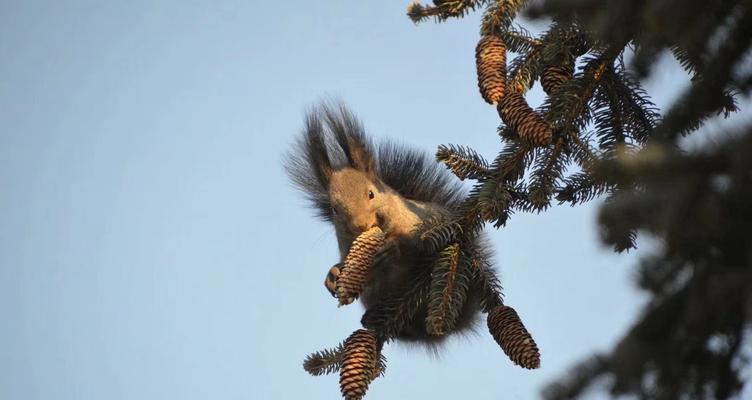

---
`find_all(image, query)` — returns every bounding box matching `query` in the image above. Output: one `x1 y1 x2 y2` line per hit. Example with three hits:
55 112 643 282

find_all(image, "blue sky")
0 1 731 399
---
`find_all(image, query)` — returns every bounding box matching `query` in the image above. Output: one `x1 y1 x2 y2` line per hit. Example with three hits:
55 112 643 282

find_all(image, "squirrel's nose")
354 219 379 233
356 223 374 232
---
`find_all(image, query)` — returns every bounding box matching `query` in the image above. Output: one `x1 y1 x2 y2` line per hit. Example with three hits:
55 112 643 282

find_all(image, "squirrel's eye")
368 190 374 199
331 207 338 216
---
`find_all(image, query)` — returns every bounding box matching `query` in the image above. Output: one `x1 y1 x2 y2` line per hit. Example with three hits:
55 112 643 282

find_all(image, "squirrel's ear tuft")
350 143 376 177
305 112 333 188
285 108 335 221
323 103 377 177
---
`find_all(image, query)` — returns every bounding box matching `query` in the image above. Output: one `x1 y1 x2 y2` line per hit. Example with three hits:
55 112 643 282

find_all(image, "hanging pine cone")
540 63 574 95
497 91 552 146
487 305 540 369
476 35 507 105
340 329 379 400
336 226 386 306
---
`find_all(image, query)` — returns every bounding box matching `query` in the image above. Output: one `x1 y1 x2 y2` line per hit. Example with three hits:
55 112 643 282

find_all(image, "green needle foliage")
304 339 388 379
426 243 472 336
406 0 752 398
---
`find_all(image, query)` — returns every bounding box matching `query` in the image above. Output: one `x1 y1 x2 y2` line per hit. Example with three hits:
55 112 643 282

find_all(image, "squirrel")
285 102 495 347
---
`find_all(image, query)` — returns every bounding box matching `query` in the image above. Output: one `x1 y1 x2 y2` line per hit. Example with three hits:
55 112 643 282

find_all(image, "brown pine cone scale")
487 305 541 369
336 227 386 306
476 35 507 105
540 64 574 95
340 329 379 400
497 91 552 146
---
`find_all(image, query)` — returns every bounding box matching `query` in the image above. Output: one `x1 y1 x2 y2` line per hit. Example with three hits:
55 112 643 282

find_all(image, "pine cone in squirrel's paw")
340 329 379 400
487 305 540 369
336 227 386 306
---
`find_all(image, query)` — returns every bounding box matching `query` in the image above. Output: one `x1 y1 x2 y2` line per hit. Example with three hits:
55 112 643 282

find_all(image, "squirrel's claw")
325 263 342 298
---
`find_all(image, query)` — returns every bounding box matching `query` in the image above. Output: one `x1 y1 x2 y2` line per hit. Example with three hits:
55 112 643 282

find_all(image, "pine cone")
497 91 552 146
476 35 507 105
540 64 573 95
487 305 540 369
340 329 379 400
336 227 386 306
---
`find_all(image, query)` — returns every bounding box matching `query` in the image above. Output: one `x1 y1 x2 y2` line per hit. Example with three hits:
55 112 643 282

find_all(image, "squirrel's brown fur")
285 102 486 346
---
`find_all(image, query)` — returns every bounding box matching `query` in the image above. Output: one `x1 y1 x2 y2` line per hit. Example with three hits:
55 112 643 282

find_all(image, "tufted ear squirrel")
285 103 488 344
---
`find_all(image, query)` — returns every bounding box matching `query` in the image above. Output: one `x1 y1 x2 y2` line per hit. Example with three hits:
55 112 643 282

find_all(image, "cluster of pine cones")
476 34 574 146
304 227 540 400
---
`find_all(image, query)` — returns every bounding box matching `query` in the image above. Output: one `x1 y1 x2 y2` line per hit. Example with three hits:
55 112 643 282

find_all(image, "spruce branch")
426 243 471 335
609 68 659 144
506 20 580 95
304 342 346 376
490 139 534 182
414 213 464 254
466 241 504 312
541 53 614 138
436 144 492 181
481 0 529 34
669 45 702 77
592 71 628 150
360 270 432 341
555 171 612 205
407 0 489 24
655 7 752 140
501 25 542 54
524 138 568 211
401 0 752 398
541 355 610 400
476 179 522 227
507 44 542 94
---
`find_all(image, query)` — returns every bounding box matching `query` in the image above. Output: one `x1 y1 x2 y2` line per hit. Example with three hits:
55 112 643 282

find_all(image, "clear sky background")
2 2 743 400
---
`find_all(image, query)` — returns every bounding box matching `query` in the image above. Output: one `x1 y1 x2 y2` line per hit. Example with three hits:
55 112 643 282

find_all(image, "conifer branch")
436 144 492 181
669 45 702 77
563 134 602 187
414 213 464 254
555 171 612 205
491 139 534 182
501 25 541 54
655 7 752 140
609 68 659 144
360 271 432 341
476 180 522 227
481 0 529 34
524 138 567 211
304 342 345 376
592 71 628 151
407 0 489 24
507 44 542 94
426 243 470 335
541 355 610 400
466 242 504 312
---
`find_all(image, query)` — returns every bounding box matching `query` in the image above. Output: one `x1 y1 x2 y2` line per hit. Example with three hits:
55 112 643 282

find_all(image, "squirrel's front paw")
324 263 342 298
